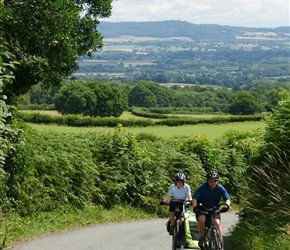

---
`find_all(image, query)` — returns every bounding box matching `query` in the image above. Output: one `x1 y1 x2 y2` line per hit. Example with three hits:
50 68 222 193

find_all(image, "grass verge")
3 205 158 249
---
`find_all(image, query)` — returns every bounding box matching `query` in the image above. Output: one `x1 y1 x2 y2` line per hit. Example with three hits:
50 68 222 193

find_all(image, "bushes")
4 127 98 214
3 120 256 216
16 112 156 127
229 91 290 250
229 151 290 249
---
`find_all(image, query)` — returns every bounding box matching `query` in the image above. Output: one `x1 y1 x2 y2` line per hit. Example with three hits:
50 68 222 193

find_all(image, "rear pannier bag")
183 211 199 248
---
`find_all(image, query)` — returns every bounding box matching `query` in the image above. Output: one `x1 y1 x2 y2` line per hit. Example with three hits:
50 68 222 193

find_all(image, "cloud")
103 0 290 28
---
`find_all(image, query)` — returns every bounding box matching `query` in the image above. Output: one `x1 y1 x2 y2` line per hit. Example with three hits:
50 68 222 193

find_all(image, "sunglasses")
209 179 218 183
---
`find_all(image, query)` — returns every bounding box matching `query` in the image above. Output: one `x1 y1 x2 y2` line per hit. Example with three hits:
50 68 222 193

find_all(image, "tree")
54 81 126 117
136 80 175 107
0 0 113 103
228 91 258 115
54 82 96 115
85 81 126 117
128 84 157 108
29 84 58 105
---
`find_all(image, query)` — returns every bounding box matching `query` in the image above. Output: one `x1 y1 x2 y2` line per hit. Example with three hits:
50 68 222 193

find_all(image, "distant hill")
98 20 290 40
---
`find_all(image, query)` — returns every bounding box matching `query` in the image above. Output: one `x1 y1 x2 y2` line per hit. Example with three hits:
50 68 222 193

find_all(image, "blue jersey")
193 182 230 209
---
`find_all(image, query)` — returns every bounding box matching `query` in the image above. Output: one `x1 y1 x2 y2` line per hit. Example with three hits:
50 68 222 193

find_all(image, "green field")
28 121 265 139
21 110 265 138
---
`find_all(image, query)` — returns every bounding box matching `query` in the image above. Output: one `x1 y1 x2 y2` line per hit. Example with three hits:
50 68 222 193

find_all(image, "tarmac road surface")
7 211 238 250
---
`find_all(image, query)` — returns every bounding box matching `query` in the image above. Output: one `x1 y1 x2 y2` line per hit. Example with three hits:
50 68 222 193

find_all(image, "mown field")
28 121 264 138
22 110 265 138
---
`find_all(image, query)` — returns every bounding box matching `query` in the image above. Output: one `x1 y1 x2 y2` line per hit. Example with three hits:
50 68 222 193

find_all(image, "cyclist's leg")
170 212 175 225
168 204 176 235
197 214 206 235
196 213 206 248
169 203 177 225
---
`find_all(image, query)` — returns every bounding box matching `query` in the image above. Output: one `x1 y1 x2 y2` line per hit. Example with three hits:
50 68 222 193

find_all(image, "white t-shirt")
166 183 191 200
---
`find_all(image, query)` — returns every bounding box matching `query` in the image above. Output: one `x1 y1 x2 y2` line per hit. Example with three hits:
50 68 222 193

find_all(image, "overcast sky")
102 0 290 28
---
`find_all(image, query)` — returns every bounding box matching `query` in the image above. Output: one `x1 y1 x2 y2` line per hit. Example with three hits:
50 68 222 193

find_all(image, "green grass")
20 110 265 138
28 121 265 139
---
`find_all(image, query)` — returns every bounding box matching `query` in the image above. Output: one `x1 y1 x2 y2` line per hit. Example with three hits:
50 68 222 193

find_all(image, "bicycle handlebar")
197 203 229 214
160 199 192 206
171 199 192 205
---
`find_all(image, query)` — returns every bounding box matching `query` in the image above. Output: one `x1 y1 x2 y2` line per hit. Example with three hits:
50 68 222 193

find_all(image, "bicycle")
196 203 229 250
162 199 192 250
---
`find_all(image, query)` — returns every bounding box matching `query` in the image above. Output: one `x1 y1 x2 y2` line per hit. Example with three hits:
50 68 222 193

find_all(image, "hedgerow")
16 111 264 127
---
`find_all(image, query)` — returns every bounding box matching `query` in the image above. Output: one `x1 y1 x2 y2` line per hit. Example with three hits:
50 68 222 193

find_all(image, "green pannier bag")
183 211 200 248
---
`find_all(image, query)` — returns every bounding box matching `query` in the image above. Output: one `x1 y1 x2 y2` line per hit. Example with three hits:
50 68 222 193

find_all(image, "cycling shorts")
169 203 183 213
195 211 221 228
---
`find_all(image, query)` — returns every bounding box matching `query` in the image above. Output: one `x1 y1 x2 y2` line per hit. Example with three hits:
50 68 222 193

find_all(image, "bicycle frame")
197 203 229 250
169 199 192 250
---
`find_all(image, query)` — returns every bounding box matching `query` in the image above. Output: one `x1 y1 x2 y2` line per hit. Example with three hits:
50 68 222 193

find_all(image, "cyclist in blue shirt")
192 171 230 248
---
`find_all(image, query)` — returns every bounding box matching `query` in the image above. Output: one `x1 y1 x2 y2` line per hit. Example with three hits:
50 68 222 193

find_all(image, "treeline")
19 79 290 117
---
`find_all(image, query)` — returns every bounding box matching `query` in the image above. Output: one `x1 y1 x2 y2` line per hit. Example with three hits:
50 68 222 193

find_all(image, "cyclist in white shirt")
160 172 192 235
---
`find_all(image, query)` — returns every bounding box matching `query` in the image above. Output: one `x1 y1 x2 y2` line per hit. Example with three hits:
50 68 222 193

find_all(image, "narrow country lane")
7 212 238 250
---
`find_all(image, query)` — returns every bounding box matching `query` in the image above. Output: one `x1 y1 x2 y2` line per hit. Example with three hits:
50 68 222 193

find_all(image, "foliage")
262 91 290 155
0 37 26 249
177 135 214 172
229 150 290 250
137 80 176 107
20 78 290 117
85 81 127 117
3 127 98 215
217 130 260 204
229 91 290 249
54 82 96 116
54 81 126 117
229 91 258 115
128 83 157 107
0 39 16 90
0 0 113 103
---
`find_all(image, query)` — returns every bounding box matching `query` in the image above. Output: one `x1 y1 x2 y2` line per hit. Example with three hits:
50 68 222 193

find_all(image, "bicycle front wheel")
209 227 223 250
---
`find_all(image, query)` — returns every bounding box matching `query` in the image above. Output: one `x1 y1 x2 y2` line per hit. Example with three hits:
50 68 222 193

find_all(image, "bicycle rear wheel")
209 227 223 250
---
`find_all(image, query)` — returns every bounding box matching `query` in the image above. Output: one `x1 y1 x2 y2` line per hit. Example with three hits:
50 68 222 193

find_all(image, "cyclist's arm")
162 194 171 203
192 198 198 208
192 184 202 208
225 199 230 207
221 185 231 207
186 184 192 201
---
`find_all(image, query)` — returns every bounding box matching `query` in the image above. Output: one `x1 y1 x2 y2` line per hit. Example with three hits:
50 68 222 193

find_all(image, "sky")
102 0 290 28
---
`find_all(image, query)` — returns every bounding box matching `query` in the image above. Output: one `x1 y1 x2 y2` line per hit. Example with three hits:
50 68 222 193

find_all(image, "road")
7 212 238 250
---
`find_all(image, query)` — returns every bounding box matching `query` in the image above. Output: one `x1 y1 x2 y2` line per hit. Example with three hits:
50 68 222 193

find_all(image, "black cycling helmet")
175 172 186 181
206 170 219 179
